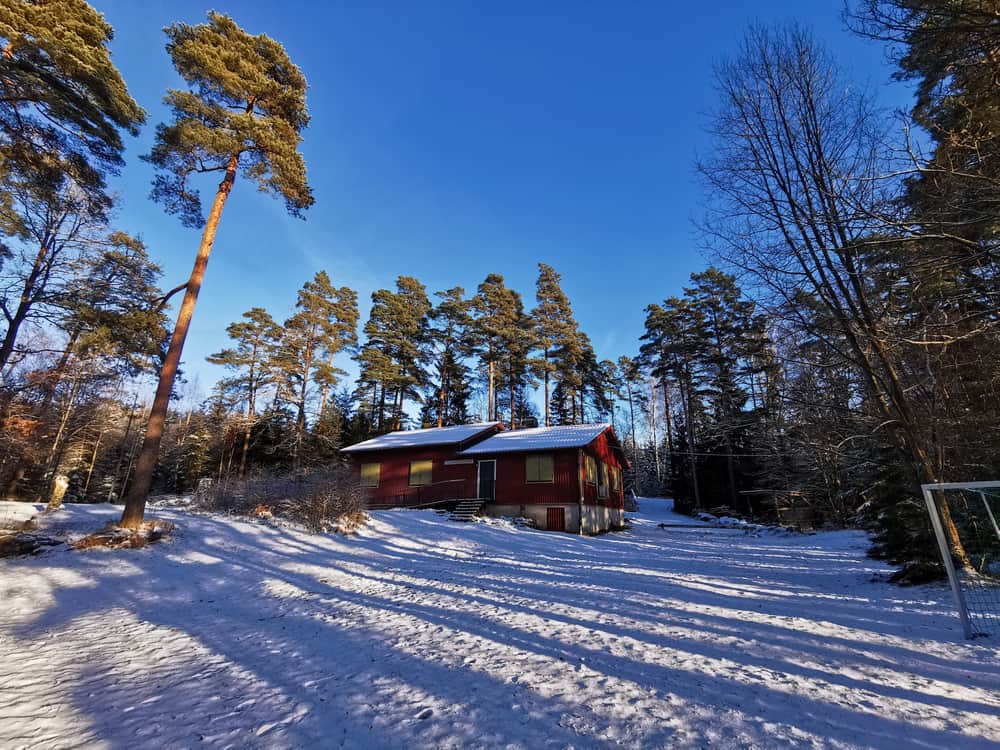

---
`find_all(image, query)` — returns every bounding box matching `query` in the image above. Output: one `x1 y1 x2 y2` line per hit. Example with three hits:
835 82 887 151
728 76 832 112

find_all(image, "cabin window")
409 460 432 486
598 462 609 498
360 462 381 488
585 455 597 484
525 454 554 483
610 465 620 492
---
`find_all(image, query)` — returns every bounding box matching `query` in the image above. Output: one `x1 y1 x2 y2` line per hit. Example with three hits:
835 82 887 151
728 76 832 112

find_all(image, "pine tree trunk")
3 467 25 499
726 447 738 509
650 380 661 483
238 347 257 478
238 418 253 478
40 328 80 412
317 348 338 426
509 368 516 430
840 309 970 565
119 153 239 529
396 386 405 431
225 428 236 477
377 383 386 432
543 361 550 427
443 368 451 425
661 381 674 457
108 396 139 502
678 375 701 510
82 429 103 497
216 429 228 482
43 372 81 508
627 382 639 495
437 367 446 428
488 358 495 422
293 329 315 469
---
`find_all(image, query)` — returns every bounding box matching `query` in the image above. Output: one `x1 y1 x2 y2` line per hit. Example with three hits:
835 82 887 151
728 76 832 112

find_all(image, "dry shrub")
2 415 39 439
333 511 367 535
73 520 176 550
200 464 365 533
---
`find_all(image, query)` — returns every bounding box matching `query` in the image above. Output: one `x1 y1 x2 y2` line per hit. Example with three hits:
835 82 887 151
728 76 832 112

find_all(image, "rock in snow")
0 498 998 749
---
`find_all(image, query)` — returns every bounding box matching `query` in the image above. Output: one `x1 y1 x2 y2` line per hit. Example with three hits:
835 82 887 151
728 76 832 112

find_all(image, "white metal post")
978 491 1000 543
922 485 974 639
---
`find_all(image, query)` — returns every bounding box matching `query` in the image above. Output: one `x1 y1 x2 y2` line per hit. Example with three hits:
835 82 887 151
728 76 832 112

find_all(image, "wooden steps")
449 499 485 522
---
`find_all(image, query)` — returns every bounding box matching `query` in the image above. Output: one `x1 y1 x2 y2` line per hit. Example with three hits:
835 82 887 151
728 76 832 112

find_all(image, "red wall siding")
492 449 579 505
575 431 626 509
491 429 626 509
352 447 476 505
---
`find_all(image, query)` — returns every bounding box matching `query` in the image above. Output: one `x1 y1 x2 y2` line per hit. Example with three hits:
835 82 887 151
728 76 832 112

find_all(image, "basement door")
477 460 496 501
547 507 566 532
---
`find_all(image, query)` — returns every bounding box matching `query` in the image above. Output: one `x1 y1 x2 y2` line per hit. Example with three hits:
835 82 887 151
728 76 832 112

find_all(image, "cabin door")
477 460 496 501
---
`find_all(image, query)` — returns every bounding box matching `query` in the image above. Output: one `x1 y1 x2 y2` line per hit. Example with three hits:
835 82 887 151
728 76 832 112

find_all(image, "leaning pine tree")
120 13 313 528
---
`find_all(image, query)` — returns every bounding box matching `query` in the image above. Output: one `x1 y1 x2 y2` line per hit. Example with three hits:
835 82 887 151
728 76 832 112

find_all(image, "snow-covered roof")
340 422 501 453
458 424 612 456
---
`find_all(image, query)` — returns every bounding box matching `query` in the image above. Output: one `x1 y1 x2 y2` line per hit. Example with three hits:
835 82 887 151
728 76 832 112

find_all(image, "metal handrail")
366 478 470 509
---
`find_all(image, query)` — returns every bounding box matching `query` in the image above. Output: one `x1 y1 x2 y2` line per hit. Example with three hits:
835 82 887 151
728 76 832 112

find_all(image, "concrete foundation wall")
581 505 625 534
485 503 624 534
485 504 579 532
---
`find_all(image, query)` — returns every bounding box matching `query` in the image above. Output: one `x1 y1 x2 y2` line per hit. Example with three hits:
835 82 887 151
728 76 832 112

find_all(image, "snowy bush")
197 465 365 533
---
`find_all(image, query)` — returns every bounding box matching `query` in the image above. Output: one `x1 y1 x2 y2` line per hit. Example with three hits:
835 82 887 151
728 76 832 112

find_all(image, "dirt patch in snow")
72 519 176 550
0 531 62 557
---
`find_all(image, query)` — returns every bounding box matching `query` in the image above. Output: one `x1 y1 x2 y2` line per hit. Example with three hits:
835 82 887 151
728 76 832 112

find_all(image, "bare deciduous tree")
696 24 969 561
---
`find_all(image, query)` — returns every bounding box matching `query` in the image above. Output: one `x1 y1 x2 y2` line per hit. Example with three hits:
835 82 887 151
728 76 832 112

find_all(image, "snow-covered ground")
1 498 998 749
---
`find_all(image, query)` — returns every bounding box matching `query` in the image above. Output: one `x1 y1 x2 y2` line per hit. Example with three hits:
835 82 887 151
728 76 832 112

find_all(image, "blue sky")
93 0 911 406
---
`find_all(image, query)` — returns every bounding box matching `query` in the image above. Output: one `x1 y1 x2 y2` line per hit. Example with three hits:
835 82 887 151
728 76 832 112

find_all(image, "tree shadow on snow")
4 506 999 749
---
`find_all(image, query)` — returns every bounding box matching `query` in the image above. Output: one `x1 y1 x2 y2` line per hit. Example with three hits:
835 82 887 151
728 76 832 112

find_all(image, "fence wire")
923 483 1000 638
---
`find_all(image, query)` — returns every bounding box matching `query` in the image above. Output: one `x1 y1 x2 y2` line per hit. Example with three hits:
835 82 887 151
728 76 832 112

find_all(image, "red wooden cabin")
341 422 630 533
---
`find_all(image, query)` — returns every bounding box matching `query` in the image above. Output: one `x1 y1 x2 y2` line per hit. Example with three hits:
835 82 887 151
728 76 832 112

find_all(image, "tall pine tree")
272 272 357 467
356 276 431 432
426 286 473 427
207 307 281 476
471 274 532 426
532 263 578 426
121 13 313 527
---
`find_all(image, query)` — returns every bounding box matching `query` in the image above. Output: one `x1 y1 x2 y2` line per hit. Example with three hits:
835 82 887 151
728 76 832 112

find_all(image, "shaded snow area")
1 499 998 749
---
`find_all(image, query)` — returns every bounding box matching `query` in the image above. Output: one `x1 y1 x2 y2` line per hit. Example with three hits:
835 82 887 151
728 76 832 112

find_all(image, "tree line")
2 1 997 578
147 263 619 484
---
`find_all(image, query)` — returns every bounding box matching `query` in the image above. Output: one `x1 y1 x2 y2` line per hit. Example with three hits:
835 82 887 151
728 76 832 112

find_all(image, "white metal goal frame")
921 481 1000 639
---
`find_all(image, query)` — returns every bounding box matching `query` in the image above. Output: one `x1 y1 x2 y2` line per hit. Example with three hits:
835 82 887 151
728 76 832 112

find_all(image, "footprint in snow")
415 707 433 720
